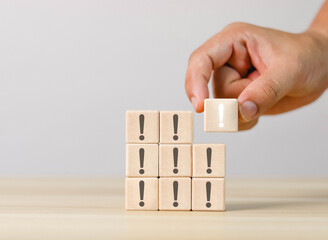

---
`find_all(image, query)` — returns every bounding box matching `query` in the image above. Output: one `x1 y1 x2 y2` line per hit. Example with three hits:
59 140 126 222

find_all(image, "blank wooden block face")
126 144 158 177
159 144 192 177
125 178 158 210
192 178 225 211
204 99 238 132
193 144 225 177
126 111 159 143
160 111 193 144
159 178 191 210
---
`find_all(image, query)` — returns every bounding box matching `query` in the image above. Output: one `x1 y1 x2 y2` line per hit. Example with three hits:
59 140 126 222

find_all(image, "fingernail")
239 101 258 121
191 97 198 111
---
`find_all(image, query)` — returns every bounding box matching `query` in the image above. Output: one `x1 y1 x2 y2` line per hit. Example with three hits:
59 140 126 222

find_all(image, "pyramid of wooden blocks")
126 106 228 211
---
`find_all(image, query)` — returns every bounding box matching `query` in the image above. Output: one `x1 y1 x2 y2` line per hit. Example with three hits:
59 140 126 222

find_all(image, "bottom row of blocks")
125 178 225 211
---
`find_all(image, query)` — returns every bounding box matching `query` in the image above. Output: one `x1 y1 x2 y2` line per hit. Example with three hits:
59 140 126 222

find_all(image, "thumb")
238 68 294 121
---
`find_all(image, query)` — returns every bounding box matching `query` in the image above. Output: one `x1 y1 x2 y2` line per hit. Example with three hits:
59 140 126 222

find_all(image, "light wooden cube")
125 178 158 210
159 144 192 177
193 144 225 178
160 111 193 144
192 178 225 211
159 178 191 211
126 144 158 177
204 99 238 132
126 111 159 143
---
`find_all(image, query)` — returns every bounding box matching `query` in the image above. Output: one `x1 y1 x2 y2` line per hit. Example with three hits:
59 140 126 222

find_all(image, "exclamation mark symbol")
206 147 212 174
173 181 179 207
139 180 145 207
173 114 179 141
206 181 211 208
139 114 145 141
218 103 224 128
173 147 179 174
139 148 145 175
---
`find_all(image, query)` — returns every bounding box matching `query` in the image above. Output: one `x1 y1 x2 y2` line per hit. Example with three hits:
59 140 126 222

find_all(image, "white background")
0 0 327 177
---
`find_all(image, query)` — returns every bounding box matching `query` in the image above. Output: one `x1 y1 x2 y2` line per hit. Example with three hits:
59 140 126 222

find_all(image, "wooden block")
126 144 158 177
192 178 225 211
193 144 225 178
204 99 238 132
126 111 159 143
159 178 191 210
125 178 158 210
159 144 192 177
160 111 193 144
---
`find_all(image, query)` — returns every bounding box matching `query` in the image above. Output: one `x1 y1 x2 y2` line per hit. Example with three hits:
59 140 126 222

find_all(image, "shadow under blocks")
125 101 238 211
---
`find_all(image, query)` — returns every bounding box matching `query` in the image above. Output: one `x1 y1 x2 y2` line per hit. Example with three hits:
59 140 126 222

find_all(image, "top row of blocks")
126 99 239 143
126 111 193 144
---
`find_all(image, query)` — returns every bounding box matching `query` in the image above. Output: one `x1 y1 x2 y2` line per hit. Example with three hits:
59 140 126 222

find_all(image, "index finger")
185 34 233 112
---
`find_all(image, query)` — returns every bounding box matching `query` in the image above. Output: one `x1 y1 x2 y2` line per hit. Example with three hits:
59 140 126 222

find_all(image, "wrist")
306 26 328 41
301 30 328 91
308 1 328 40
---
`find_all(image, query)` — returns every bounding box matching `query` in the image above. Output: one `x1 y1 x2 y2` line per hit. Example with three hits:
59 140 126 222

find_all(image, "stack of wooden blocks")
125 99 238 211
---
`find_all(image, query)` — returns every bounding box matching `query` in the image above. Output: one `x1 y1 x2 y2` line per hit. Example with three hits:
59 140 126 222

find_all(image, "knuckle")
224 22 249 31
188 48 213 73
188 48 202 63
261 79 281 102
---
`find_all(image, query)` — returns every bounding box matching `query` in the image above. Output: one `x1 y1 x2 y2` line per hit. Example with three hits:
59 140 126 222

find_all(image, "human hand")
185 22 328 130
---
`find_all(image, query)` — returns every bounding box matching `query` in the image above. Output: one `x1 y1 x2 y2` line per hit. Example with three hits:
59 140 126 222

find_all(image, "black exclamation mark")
139 114 145 141
206 181 211 208
173 148 179 174
173 181 179 207
139 148 145 175
139 180 145 207
173 114 179 141
206 147 212 174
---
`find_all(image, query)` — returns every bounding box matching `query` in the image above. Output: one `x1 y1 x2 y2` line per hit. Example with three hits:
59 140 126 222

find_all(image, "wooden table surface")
0 178 327 240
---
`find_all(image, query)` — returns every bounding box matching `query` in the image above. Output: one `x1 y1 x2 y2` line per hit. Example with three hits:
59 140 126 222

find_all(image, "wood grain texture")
159 177 191 210
0 178 328 240
125 178 158 210
193 144 225 178
126 144 159 177
159 144 192 177
126 111 159 143
160 111 193 144
192 178 225 211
